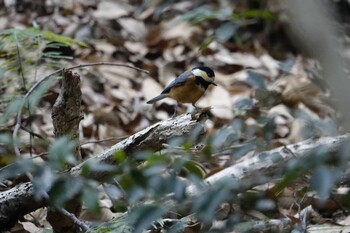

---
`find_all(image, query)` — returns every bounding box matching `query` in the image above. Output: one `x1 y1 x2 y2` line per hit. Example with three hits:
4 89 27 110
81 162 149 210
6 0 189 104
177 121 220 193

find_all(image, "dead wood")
47 70 83 233
0 105 348 230
1 131 347 230
0 110 208 230
187 134 350 196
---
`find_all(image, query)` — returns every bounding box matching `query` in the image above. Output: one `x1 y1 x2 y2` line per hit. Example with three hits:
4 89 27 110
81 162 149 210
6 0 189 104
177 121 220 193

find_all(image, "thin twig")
20 125 46 140
80 136 128 146
56 207 90 232
12 62 149 157
14 30 35 158
33 188 89 231
282 144 297 158
14 30 26 92
0 153 48 175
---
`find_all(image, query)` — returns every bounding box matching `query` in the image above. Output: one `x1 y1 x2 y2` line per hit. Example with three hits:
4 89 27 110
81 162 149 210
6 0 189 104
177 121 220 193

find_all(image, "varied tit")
146 66 217 116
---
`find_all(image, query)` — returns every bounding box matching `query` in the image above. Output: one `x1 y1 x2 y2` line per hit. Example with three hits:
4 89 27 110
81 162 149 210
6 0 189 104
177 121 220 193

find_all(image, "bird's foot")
193 106 211 112
171 111 177 118
171 104 179 118
190 106 212 119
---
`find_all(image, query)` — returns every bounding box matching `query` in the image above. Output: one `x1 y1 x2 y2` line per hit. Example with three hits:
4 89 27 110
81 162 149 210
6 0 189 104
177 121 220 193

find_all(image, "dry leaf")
124 41 148 55
260 54 280 78
163 20 200 41
94 41 117 56
19 221 42 233
213 51 262 67
198 85 233 119
98 65 138 83
81 86 111 107
142 77 164 101
93 1 131 20
118 17 147 40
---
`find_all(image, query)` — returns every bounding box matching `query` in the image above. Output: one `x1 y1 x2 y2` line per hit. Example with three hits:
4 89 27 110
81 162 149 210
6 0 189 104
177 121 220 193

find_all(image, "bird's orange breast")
169 76 205 104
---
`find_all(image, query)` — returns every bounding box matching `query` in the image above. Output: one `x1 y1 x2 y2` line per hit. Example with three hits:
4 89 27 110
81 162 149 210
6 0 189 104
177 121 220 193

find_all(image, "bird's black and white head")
192 66 217 87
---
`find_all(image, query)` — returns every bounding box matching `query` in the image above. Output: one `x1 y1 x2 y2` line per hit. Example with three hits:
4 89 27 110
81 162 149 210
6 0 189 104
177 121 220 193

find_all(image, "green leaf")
32 166 55 200
112 199 128 213
182 160 206 179
48 137 77 169
310 166 342 200
26 28 87 47
167 216 192 233
128 204 165 233
246 70 267 90
275 159 304 192
216 22 238 42
113 150 126 163
88 213 133 233
0 158 36 181
228 141 256 159
182 140 192 151
232 9 276 20
179 6 232 24
172 176 186 202
199 35 215 52
42 52 73 60
49 177 82 207
0 133 12 144
80 158 118 177
118 173 135 190
82 181 100 213
0 98 24 125
28 76 56 110
130 169 147 188
262 117 275 142
213 122 242 149
193 183 232 223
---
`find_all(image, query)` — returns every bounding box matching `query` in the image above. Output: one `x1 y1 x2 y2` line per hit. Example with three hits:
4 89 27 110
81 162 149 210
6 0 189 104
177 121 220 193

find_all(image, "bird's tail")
146 94 169 104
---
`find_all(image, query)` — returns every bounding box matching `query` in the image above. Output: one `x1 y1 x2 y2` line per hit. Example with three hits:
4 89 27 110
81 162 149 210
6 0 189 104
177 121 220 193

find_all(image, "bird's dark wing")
161 71 192 94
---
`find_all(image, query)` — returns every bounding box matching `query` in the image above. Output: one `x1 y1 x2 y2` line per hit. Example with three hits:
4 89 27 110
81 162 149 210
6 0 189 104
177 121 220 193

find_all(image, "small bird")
146 66 217 116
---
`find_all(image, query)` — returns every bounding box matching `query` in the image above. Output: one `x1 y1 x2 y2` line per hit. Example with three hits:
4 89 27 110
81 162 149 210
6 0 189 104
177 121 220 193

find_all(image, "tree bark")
0 110 209 230
47 70 83 233
187 134 350 196
0 182 47 230
1 133 347 230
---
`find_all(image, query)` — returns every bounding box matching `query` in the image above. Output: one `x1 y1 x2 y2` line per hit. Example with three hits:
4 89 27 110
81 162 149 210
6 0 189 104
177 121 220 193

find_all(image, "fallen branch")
70 110 208 179
1 125 348 229
56 208 90 232
187 134 350 196
233 218 292 233
0 183 47 228
0 110 208 230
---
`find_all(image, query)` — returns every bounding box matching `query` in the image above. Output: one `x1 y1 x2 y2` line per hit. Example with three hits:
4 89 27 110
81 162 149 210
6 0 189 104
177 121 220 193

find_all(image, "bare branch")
187 134 350 195
1 111 208 230
56 208 90 232
12 62 149 157
1 133 348 229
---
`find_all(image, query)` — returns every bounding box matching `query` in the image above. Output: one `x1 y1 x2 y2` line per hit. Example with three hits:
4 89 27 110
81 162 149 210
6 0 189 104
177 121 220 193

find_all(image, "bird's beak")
211 81 217 86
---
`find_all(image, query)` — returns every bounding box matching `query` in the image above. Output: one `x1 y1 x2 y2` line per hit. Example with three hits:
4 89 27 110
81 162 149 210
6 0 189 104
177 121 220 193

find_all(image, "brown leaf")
141 77 164 102
162 20 201 41
118 17 147 40
198 86 233 119
273 74 332 118
213 50 262 67
93 1 131 19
